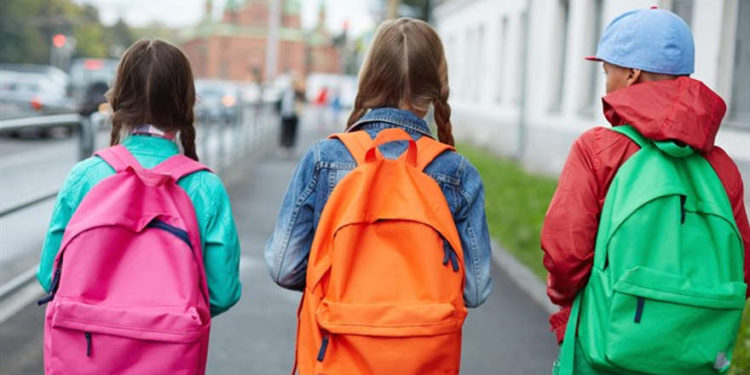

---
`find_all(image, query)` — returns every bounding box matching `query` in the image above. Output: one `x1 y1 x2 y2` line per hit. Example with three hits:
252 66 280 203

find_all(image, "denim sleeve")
455 160 492 308
264 143 318 291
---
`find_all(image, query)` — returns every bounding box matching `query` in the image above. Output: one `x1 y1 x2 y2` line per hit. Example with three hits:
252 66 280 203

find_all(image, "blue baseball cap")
585 7 695 75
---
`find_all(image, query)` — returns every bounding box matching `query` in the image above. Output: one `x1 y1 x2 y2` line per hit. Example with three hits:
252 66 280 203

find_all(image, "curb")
490 239 557 315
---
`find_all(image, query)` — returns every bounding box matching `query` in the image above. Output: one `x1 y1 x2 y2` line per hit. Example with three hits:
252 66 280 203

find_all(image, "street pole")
387 0 400 19
265 0 281 81
516 0 531 160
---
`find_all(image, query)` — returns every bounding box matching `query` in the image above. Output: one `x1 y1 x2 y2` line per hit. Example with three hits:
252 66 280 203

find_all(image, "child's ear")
626 68 643 86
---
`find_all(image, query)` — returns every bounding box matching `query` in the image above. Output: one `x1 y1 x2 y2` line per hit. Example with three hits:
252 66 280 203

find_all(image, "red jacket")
541 77 750 343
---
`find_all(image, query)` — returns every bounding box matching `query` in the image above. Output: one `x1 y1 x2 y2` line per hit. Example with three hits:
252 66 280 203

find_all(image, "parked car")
195 80 242 124
69 58 116 109
0 64 77 137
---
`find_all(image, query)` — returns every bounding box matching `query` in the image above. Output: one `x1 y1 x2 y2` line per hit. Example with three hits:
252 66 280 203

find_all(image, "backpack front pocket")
605 267 745 374
46 300 209 375
314 299 466 375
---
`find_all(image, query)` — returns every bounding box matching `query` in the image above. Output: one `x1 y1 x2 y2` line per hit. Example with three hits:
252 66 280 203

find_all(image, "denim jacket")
264 108 492 307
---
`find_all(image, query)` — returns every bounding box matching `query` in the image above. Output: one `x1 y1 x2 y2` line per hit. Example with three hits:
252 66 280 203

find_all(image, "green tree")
105 18 135 56
0 0 112 64
72 4 107 58
376 0 433 22
0 0 46 63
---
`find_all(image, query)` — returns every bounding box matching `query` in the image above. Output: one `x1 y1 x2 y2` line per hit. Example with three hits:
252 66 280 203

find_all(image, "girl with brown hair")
39 38 241 318
266 18 492 373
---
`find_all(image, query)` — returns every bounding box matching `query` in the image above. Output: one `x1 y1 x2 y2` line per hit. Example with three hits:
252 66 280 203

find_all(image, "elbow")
266 249 306 291
210 283 242 318
464 277 492 308
272 271 305 291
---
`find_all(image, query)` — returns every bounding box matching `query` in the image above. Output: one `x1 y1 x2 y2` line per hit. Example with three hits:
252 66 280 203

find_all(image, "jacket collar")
603 77 726 152
348 107 433 138
121 134 179 157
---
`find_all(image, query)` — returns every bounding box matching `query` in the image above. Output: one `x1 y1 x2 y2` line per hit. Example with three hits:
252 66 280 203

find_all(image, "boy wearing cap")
542 7 750 374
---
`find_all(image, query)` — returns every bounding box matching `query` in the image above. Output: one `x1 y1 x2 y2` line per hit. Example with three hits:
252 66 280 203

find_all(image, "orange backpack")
294 128 468 375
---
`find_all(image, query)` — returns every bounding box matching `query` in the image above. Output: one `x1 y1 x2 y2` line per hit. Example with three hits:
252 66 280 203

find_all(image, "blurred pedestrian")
314 85 329 129
543 8 750 375
265 18 491 375
37 39 241 374
330 87 342 128
279 77 303 156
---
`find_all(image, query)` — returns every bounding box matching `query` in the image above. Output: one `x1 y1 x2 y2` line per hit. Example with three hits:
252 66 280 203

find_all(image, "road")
0 110 559 374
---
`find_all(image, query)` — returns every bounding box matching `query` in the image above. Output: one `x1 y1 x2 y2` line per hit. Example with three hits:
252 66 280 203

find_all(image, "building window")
447 34 457 97
463 28 473 100
516 11 527 105
582 0 604 115
729 0 750 127
475 25 485 101
671 0 694 27
497 16 509 104
550 0 570 112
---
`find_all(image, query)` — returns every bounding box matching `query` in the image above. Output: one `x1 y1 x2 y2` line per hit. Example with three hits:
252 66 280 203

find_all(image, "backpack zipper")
634 297 645 323
147 220 193 250
680 196 687 224
84 332 92 357
316 334 330 362
442 241 459 272
37 264 62 305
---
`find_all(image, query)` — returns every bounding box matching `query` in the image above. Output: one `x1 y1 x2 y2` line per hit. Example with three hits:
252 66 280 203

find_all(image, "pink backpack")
40 145 212 374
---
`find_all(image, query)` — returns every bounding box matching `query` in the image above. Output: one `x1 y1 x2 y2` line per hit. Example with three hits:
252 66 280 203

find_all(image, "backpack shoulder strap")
329 130 373 166
611 125 650 149
95 145 142 172
556 293 582 375
416 136 455 171
152 155 210 181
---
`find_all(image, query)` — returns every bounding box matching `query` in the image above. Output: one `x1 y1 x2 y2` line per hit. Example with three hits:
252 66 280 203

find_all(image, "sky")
73 0 376 36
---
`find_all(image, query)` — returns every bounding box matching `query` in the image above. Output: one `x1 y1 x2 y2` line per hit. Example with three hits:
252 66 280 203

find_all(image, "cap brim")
584 56 602 61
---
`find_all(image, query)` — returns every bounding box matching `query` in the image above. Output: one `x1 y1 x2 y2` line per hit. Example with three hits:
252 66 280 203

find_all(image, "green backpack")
556 125 746 375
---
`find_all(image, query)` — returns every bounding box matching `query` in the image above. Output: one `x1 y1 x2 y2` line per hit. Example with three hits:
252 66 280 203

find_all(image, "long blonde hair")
347 18 454 145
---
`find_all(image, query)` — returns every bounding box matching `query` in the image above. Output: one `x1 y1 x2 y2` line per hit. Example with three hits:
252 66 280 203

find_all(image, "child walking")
38 39 241 374
542 8 750 375
265 18 492 375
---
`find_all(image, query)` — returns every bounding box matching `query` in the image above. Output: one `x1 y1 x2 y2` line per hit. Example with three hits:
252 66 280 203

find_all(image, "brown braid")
434 85 454 146
109 120 122 146
180 126 199 161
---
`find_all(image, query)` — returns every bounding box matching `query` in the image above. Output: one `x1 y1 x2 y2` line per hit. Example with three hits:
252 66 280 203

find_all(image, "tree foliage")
373 0 433 22
0 0 133 64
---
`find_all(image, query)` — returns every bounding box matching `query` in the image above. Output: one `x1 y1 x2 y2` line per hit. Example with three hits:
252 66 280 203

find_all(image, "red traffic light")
53 34 66 48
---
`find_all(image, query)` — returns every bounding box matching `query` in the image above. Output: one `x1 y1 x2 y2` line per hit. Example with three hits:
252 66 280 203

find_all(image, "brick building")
182 0 341 82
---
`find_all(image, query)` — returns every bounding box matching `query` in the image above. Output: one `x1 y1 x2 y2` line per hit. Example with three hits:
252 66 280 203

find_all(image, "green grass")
732 305 750 375
457 143 556 278
458 143 750 373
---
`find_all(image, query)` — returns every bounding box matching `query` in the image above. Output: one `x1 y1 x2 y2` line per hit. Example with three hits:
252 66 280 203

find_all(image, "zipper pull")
85 332 92 357
38 268 62 306
634 297 645 323
442 242 451 266
442 241 459 272
316 334 330 362
680 196 687 224
449 250 459 272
